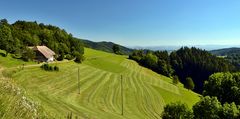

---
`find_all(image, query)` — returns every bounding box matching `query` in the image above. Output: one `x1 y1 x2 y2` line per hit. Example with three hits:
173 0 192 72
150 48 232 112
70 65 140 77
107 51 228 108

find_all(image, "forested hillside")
0 19 84 62
211 47 240 56
211 48 240 69
129 47 236 93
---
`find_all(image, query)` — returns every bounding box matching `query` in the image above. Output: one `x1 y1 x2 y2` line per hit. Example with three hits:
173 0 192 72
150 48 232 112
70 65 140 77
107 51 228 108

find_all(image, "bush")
161 102 193 119
162 96 240 119
172 75 179 85
74 53 85 63
40 64 59 71
54 66 59 71
49 66 53 71
21 47 36 61
184 77 195 90
65 54 74 60
57 54 64 61
193 96 221 119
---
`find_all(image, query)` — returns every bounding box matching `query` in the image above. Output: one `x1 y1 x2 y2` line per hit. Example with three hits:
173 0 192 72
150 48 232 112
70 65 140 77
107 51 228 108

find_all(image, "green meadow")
1 48 199 118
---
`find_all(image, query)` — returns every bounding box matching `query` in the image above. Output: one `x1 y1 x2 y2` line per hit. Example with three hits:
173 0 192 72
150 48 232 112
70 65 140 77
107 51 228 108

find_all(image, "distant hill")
210 48 240 69
210 47 240 56
81 39 133 55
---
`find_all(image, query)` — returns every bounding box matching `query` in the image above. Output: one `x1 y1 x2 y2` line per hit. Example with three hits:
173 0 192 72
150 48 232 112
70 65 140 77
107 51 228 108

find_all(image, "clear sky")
1 0 240 46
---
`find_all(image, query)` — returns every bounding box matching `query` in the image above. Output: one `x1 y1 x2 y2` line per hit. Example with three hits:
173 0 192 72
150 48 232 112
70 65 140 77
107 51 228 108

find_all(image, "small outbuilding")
30 46 56 62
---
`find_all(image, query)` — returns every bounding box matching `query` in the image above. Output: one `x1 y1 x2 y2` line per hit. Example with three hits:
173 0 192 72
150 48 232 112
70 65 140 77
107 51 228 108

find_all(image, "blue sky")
1 0 240 46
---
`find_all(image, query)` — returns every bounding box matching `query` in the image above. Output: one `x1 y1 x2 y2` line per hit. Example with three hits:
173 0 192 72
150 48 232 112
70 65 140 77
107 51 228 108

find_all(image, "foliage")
65 54 74 60
219 102 240 119
185 77 195 90
112 44 121 54
74 53 85 63
162 96 240 119
170 47 235 93
193 96 222 119
0 19 84 62
210 48 240 70
21 47 36 61
129 50 174 77
172 75 179 85
161 102 193 119
203 72 240 105
0 22 15 56
54 66 59 71
129 47 235 93
40 63 59 71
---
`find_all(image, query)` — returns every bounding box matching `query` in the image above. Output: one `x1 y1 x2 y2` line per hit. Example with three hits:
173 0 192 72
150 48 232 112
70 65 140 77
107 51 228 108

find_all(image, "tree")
172 75 179 85
112 44 120 54
0 24 14 56
203 72 240 105
219 102 240 119
141 53 158 69
193 96 222 119
161 102 193 119
157 59 174 77
170 47 235 93
74 52 85 63
21 47 36 61
185 77 195 90
0 19 85 62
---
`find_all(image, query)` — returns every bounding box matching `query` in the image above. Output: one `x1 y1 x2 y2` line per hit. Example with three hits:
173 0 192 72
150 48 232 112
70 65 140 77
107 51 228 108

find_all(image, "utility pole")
78 67 80 94
22 64 25 70
121 75 124 116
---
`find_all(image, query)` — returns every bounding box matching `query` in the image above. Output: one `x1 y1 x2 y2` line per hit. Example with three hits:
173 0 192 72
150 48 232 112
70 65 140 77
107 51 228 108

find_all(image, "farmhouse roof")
32 46 56 59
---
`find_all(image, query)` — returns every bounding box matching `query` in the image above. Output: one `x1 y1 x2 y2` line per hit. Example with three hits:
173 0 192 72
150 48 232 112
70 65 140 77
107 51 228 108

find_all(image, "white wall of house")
47 56 54 62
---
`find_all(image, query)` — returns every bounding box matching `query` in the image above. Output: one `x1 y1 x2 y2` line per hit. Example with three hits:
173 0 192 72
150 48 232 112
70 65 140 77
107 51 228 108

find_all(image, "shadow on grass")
0 52 6 57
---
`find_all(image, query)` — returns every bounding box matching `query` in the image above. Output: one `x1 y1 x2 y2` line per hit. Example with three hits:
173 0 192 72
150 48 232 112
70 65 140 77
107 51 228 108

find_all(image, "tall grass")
0 69 47 118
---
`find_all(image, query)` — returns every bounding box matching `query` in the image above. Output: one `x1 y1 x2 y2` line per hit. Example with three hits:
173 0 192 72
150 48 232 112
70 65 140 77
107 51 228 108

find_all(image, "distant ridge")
210 47 240 56
81 39 133 55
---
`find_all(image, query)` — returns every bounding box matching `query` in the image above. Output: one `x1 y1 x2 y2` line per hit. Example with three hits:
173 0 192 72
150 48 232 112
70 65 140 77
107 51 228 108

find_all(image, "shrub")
40 64 49 70
75 53 85 63
49 66 53 71
184 77 195 90
57 55 64 61
54 66 59 71
193 96 221 119
65 54 74 60
21 47 36 61
172 75 179 85
40 64 59 71
161 102 193 119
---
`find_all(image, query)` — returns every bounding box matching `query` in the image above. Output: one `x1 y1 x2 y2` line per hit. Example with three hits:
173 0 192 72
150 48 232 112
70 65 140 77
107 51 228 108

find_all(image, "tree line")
162 72 240 119
129 47 236 93
162 96 240 119
0 19 84 62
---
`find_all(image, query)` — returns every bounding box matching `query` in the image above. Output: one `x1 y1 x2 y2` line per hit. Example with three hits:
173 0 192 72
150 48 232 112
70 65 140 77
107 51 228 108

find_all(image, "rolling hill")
81 39 133 55
0 48 199 118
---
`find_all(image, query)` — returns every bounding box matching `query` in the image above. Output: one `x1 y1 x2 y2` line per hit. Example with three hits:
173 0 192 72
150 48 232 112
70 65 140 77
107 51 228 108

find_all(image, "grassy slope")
0 55 45 118
7 48 199 118
0 50 35 68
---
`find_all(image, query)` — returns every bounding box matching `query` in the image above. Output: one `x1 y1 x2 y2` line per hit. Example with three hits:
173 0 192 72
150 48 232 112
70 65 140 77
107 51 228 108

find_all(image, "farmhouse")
30 46 55 62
